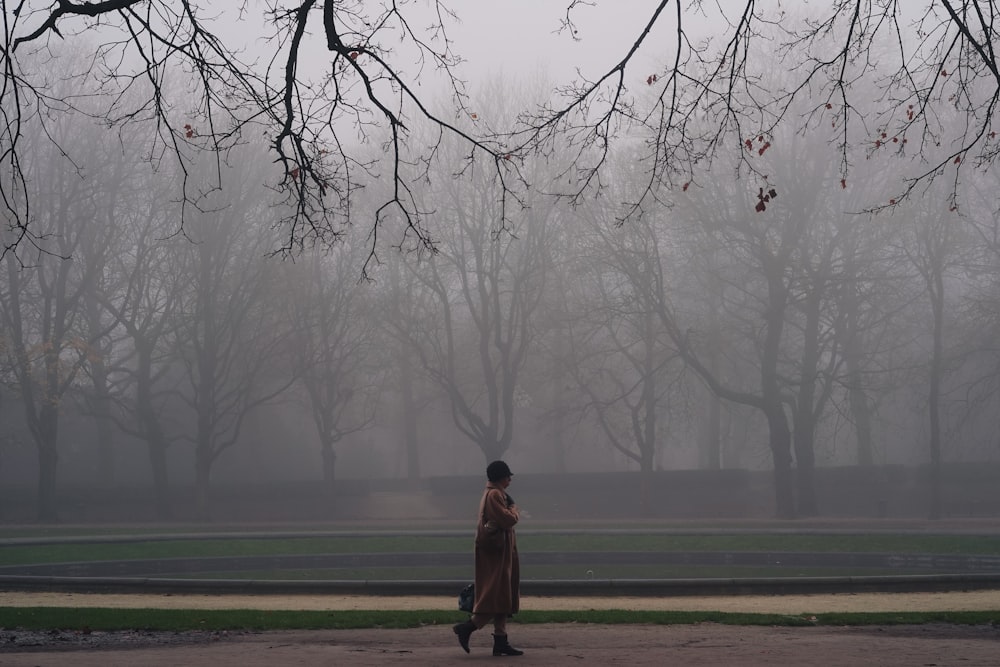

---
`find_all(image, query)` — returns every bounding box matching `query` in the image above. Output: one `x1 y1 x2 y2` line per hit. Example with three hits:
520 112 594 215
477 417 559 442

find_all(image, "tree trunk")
549 407 567 474
318 438 337 515
322 442 337 487
638 469 653 517
639 341 657 515
792 422 817 516
93 408 116 486
701 270 723 470
397 348 421 481
549 323 568 474
765 402 796 518
84 296 116 485
699 383 722 469
194 355 216 521
147 439 172 520
89 359 117 486
36 405 60 523
927 267 945 519
792 292 822 517
36 345 64 523
762 265 796 518
847 359 875 466
480 437 508 464
840 275 875 466
136 345 172 519
194 444 213 521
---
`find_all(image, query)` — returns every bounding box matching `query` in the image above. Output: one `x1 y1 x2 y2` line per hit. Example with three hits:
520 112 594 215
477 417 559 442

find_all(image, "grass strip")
0 607 996 632
5 534 1000 567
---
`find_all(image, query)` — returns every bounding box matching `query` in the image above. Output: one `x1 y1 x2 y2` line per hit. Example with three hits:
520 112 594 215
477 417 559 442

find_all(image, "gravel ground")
0 627 247 651
2 623 1000 666
1 589 999 662
4 589 1000 613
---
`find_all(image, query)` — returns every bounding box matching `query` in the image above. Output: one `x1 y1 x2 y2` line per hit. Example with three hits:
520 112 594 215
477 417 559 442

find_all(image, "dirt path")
2 623 1000 666
4 589 1000 613
1 591 999 665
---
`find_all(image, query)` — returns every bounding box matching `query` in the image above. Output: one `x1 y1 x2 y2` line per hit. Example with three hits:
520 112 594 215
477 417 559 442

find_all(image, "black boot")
492 633 524 656
453 621 477 653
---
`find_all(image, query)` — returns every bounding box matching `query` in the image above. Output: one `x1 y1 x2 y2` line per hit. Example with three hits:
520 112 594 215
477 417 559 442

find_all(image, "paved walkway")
2 590 999 665
3 589 1000 613
2 622 1000 666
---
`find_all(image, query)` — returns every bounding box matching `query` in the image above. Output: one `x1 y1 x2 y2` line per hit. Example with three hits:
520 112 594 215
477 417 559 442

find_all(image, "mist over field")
1 2 999 523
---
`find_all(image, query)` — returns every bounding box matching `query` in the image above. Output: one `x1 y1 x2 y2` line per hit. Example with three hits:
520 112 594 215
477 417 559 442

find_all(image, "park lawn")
1 606 998 632
3 532 1000 567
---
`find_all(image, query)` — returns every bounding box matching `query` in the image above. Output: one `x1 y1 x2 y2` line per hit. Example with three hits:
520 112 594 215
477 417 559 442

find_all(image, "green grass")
0 607 996 632
519 533 1000 555
0 537 468 566
171 564 935 581
4 533 1000 567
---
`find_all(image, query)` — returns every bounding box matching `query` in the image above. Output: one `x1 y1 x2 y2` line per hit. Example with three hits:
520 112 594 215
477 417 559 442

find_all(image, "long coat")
473 482 520 615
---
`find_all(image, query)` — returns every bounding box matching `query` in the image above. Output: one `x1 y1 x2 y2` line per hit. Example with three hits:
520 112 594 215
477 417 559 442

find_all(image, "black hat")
486 460 513 482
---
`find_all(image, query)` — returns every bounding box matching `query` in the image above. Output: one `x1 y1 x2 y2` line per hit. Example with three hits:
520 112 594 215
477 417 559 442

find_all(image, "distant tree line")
1 4 999 521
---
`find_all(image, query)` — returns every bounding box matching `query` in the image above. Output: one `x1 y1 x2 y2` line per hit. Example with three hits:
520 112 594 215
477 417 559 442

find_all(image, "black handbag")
458 583 475 612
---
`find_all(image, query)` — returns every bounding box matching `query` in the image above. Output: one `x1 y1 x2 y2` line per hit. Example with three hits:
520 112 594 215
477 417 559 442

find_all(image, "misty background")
1 3 999 523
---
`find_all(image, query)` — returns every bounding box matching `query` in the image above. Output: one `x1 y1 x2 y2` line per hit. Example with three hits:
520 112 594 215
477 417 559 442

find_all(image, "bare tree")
285 245 381 494
944 169 1000 462
898 197 968 518
3 1 515 264
556 161 688 509
376 246 440 482
6 3 996 266
399 199 552 463
94 170 188 519
645 115 854 518
0 93 107 521
394 81 556 463
529 3 1000 220
168 143 296 519
71 84 177 492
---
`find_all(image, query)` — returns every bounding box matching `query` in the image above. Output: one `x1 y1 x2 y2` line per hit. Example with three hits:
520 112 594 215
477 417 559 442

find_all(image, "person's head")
486 460 513 486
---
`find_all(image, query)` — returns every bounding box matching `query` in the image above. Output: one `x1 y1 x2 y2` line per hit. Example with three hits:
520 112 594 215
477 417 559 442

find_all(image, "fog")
1 3 999 523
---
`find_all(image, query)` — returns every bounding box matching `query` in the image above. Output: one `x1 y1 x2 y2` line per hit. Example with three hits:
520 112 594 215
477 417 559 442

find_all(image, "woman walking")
453 460 523 656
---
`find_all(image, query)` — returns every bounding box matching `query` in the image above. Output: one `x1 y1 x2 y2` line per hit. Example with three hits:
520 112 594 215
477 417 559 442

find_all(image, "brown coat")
473 482 520 615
